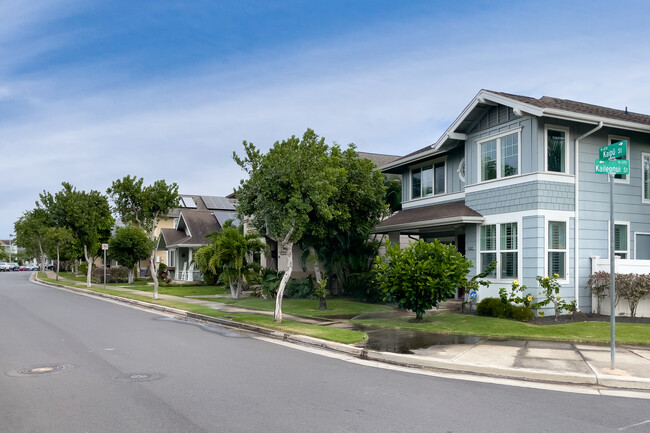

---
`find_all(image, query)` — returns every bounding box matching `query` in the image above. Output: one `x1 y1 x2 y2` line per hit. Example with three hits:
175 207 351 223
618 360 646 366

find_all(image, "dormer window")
411 159 445 199
479 129 521 182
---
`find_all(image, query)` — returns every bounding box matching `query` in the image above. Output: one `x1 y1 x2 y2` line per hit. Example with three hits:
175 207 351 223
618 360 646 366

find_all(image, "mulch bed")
530 312 650 326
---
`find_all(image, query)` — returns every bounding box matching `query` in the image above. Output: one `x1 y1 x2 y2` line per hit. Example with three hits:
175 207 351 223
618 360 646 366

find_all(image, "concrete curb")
34 276 650 391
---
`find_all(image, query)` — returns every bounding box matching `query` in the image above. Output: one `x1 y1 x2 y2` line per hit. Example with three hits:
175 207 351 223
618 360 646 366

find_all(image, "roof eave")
542 109 650 133
373 215 485 234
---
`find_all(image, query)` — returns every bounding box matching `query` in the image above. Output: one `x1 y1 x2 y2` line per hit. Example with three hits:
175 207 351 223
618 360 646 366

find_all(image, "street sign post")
102 244 108 288
594 140 628 371
594 158 629 175
598 140 627 160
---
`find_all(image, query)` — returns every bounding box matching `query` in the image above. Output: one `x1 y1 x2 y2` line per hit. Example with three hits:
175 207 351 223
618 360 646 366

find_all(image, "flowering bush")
498 280 535 308
535 274 575 321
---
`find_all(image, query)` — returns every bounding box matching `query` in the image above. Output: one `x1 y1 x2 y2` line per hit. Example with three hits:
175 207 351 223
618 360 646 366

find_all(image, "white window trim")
609 221 630 259
545 218 569 283
608 134 630 184
544 124 570 174
457 157 466 183
409 156 447 200
477 127 522 182
478 217 521 282
642 152 650 204
634 231 650 260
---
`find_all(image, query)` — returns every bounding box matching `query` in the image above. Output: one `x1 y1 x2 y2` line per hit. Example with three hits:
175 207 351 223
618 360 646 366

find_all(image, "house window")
480 225 497 277
434 162 445 194
479 130 520 182
500 222 518 279
168 250 175 267
457 158 466 182
411 160 446 199
641 153 650 203
609 135 629 182
548 221 567 279
635 233 650 260
546 127 568 173
615 223 629 259
481 223 518 279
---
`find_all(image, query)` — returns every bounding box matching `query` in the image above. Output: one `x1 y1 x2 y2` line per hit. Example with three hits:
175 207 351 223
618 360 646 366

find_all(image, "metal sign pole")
104 248 107 289
609 172 616 370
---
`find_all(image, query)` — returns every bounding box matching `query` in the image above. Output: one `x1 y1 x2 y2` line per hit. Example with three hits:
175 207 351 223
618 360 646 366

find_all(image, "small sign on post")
594 139 629 371
102 244 108 288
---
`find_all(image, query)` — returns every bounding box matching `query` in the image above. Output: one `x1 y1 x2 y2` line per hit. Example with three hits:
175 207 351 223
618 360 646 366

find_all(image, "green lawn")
203 297 395 319
134 285 229 297
354 312 650 345
37 273 365 344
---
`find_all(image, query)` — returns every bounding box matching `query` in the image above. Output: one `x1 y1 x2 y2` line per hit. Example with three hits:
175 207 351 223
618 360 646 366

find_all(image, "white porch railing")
590 256 650 317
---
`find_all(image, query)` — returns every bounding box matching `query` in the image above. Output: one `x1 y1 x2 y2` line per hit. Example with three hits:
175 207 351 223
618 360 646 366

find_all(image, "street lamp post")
8 235 13 262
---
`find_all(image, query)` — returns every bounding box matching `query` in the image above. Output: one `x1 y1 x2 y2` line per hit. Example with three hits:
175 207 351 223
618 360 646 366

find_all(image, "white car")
0 262 10 271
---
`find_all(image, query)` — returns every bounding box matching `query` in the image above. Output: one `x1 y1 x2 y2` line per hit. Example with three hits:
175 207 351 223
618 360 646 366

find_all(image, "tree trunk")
150 250 159 299
83 244 92 288
308 246 323 285
319 297 327 310
128 268 134 284
274 241 293 323
229 279 237 299
235 280 242 300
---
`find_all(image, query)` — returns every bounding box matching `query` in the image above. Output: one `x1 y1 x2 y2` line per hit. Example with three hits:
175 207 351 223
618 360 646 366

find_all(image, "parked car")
0 262 10 271
8 263 20 271
27 264 39 271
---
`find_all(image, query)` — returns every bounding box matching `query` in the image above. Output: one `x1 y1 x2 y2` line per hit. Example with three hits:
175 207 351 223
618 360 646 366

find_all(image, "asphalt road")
1 272 649 433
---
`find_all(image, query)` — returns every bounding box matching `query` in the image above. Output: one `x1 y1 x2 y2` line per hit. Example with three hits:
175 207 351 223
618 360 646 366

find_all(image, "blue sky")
2 0 650 239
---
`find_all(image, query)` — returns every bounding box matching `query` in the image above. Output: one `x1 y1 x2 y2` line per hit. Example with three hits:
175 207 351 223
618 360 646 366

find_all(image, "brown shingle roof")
492 91 650 126
357 151 401 167
375 200 483 233
162 209 222 247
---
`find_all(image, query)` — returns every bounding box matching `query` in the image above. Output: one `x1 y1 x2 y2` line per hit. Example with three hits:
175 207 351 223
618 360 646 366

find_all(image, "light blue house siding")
466 181 574 215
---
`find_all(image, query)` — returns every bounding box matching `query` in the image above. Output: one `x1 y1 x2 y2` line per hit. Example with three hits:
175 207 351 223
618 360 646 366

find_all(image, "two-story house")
376 89 650 314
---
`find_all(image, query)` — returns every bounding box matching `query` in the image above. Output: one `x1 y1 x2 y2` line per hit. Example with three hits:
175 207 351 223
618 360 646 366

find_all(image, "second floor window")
411 161 445 199
643 153 650 203
480 131 519 182
546 127 567 173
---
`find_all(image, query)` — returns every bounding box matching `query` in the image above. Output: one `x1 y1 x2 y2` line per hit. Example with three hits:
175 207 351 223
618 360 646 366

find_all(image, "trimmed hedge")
477 297 534 322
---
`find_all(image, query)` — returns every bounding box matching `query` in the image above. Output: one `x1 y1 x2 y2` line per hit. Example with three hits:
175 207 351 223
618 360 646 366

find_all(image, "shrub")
477 297 511 318
285 276 315 299
586 271 610 314
91 267 130 284
79 262 88 276
511 305 535 322
618 273 650 318
374 239 470 320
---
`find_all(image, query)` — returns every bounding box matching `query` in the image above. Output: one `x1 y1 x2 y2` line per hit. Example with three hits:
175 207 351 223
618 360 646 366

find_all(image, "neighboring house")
376 89 650 315
156 195 238 282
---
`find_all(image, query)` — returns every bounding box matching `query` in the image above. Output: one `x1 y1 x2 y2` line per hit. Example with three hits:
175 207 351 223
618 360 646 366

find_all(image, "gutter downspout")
574 121 603 311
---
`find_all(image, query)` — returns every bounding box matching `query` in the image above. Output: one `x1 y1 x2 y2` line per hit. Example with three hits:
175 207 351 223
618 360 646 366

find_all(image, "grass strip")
202 297 394 319
355 312 650 345
37 274 366 344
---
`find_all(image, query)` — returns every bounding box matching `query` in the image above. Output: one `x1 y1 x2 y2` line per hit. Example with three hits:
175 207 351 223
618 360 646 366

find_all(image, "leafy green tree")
14 208 51 271
107 176 179 299
40 183 114 287
234 129 343 322
200 221 267 299
374 239 470 321
0 249 8 261
108 226 153 284
43 226 76 280
299 146 387 295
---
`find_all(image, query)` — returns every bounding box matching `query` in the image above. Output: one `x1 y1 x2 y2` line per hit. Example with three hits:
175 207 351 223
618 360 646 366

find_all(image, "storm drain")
114 372 163 383
6 363 75 378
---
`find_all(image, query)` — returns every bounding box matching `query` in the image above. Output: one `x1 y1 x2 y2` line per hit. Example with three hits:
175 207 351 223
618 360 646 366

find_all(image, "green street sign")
599 140 627 160
595 158 629 175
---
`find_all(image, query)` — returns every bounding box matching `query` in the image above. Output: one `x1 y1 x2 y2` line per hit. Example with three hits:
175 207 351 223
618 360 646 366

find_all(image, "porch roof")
373 200 484 234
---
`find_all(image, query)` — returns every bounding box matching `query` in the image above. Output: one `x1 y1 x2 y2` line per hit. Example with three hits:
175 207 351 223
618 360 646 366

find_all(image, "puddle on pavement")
354 325 483 354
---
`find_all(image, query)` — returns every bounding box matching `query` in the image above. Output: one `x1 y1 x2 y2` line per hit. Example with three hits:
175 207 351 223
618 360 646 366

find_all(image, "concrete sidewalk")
38 272 650 391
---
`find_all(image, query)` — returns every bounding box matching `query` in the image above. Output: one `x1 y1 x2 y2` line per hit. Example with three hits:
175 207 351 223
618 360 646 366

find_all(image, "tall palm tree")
196 220 267 299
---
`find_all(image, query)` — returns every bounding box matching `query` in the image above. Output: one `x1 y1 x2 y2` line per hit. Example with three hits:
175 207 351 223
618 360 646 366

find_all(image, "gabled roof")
380 89 650 172
373 200 483 234
159 209 222 248
357 151 401 167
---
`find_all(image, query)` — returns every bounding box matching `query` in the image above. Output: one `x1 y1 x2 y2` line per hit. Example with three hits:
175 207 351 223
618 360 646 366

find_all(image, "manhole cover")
113 372 163 383
6 363 75 378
